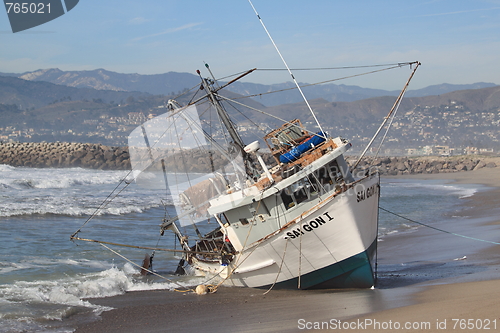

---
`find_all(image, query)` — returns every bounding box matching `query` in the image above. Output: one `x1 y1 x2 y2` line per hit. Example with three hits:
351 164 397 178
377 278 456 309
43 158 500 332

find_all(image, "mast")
196 68 261 179
197 69 246 152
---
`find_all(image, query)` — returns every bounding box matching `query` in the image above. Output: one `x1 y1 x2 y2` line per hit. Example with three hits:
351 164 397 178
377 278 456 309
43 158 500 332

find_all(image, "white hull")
191 173 379 289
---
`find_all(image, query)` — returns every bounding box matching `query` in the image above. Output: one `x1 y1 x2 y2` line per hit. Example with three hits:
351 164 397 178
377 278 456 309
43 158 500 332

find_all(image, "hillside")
19 68 201 96
0 74 499 152
0 75 268 145
253 87 500 152
8 68 497 106
0 75 150 110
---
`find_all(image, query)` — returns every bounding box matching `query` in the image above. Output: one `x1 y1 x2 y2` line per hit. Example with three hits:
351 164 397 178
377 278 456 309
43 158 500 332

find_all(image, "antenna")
247 0 325 136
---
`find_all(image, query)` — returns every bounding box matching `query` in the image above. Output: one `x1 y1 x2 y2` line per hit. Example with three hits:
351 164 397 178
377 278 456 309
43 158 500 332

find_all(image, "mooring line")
98 243 191 291
379 206 500 245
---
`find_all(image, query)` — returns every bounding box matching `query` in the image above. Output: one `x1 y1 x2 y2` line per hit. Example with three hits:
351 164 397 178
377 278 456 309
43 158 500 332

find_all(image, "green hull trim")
263 239 377 289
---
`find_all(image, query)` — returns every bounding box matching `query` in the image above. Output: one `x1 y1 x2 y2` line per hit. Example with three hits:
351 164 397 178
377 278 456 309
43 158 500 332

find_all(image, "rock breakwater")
0 142 131 170
350 156 498 176
0 142 498 174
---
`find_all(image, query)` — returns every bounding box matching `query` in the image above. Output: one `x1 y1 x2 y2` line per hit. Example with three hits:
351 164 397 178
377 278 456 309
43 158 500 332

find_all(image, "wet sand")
75 166 500 333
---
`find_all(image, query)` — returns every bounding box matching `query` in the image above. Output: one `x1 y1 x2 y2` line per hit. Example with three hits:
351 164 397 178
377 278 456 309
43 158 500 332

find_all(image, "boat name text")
356 184 378 203
284 212 334 240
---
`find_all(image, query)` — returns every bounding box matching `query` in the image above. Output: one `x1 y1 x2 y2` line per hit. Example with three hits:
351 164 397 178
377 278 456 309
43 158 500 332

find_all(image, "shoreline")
73 167 500 333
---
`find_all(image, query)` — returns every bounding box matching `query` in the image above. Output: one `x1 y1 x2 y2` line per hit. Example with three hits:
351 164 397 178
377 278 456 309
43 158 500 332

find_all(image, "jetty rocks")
0 142 131 170
349 156 498 176
0 141 498 174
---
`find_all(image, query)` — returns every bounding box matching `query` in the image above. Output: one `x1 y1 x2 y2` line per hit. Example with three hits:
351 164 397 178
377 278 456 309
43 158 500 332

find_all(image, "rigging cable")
248 0 325 137
173 82 203 103
351 61 421 171
217 94 319 138
263 238 289 295
256 62 416 71
223 98 268 133
373 90 405 160
98 243 192 291
298 218 303 289
379 206 500 245
71 175 133 238
214 62 414 82
232 63 417 101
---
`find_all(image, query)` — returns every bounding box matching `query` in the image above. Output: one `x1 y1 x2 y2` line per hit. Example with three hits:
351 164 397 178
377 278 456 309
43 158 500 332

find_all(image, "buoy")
195 285 208 295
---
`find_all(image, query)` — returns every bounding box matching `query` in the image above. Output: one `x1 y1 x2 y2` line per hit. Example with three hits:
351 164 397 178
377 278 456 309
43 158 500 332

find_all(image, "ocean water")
0 166 478 332
378 178 478 236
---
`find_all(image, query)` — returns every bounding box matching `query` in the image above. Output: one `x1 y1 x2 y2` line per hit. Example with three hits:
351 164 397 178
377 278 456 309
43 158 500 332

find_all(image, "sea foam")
0 167 164 217
0 263 195 325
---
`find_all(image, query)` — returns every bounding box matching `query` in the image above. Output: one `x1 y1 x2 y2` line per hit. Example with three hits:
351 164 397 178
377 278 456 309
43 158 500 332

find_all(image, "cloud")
132 22 203 41
128 17 152 25
419 6 500 17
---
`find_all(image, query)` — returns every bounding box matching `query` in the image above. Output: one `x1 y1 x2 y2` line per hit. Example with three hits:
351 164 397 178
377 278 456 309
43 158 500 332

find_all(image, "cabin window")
307 159 344 195
280 187 295 209
308 166 332 195
313 163 332 186
327 159 344 183
281 177 318 210
291 178 309 204
225 210 248 225
280 159 346 210
306 175 319 198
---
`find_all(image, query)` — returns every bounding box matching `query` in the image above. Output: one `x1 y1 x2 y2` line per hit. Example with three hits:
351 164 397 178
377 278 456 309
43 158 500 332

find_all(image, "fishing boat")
71 2 420 289
71 62 419 289
120 57 417 289
128 88 377 288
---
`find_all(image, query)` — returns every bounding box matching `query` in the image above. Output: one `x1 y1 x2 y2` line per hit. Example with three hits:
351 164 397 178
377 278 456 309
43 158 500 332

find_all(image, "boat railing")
192 234 235 262
254 137 337 191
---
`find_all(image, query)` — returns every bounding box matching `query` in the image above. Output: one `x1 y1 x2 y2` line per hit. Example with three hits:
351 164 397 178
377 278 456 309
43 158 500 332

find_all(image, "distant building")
406 148 424 156
433 145 452 156
465 146 479 155
479 148 495 154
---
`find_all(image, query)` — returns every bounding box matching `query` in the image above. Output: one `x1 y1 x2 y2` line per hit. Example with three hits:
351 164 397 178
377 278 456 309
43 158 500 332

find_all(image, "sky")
1 0 500 90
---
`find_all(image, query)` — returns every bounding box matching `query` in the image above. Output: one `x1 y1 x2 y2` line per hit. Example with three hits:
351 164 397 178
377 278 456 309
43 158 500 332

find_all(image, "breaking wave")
0 167 167 217
0 262 202 332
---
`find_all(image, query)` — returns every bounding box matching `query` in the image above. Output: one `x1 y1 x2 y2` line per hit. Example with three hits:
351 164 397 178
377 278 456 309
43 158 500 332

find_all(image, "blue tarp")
279 132 326 163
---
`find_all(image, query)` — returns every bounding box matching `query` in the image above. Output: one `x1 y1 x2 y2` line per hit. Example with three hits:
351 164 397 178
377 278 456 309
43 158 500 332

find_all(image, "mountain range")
0 75 149 110
0 69 499 151
1 68 496 106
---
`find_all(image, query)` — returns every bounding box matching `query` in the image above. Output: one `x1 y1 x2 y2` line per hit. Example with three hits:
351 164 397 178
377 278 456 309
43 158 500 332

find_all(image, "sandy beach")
74 165 500 333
